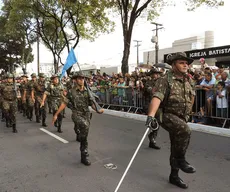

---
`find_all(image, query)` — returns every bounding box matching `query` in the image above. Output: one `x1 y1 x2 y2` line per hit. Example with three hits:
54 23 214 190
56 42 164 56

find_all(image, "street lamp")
151 22 163 65
133 40 142 66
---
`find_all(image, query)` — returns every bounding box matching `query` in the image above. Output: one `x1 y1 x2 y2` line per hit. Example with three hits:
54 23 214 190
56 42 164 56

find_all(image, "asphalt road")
0 109 230 192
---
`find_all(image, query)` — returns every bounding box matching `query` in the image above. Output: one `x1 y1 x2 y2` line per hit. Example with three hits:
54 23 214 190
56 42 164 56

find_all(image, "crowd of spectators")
81 58 230 128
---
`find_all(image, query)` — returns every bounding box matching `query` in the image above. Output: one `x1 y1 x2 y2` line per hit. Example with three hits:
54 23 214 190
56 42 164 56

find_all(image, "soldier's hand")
145 116 159 131
98 109 104 114
52 114 58 125
40 102 44 108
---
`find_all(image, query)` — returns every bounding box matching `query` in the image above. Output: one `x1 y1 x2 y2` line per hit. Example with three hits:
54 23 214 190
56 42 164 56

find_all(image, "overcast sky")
29 1 230 72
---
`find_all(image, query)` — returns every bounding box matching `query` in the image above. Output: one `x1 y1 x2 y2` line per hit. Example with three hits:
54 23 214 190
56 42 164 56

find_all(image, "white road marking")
40 128 69 144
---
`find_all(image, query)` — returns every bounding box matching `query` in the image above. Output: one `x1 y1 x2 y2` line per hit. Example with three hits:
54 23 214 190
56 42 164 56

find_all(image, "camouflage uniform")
145 68 162 150
63 72 92 166
149 52 196 189
20 74 29 117
26 73 37 121
45 75 64 132
33 73 47 126
0 74 18 133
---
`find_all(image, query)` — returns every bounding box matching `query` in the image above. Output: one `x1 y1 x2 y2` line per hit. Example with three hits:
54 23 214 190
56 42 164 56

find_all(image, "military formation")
0 52 196 189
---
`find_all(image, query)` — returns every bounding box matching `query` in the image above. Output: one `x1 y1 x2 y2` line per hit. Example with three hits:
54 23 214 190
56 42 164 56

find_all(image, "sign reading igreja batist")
164 45 230 62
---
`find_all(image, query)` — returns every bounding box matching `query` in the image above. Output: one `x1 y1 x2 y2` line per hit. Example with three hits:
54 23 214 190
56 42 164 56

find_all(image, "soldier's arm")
148 97 161 117
52 102 67 125
148 77 168 117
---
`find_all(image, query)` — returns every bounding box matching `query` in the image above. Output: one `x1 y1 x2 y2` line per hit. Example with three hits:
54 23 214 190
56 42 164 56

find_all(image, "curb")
100 109 230 138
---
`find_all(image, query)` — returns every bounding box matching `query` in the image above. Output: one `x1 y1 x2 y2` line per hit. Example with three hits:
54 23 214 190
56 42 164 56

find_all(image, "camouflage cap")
21 74 28 78
38 73 46 78
51 73 60 80
147 67 162 75
166 52 194 65
7 73 14 78
31 73 37 77
71 71 87 79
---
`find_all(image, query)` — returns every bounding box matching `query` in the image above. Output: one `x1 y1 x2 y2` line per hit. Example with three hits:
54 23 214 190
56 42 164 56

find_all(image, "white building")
143 31 229 68
39 63 54 77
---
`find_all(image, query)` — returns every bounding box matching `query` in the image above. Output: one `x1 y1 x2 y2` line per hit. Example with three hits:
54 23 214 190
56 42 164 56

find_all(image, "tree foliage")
2 0 115 73
105 0 224 74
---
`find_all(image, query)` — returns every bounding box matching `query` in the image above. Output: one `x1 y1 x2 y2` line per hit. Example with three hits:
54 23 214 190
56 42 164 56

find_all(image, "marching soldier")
31 73 47 127
145 68 162 150
52 72 104 166
146 52 196 189
41 74 64 133
0 73 18 133
20 74 29 118
25 73 37 121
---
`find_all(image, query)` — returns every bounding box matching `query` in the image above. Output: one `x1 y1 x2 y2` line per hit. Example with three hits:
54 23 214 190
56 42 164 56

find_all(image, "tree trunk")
121 44 130 75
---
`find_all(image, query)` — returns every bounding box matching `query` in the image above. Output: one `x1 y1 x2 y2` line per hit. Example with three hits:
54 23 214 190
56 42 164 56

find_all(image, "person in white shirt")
216 81 228 118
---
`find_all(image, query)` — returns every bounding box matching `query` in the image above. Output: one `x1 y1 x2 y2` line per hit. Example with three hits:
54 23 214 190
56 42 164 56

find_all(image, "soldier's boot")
54 121 58 127
49 108 52 114
12 124 18 133
36 116 40 123
177 159 196 174
6 119 10 128
1 112 5 122
148 132 160 150
57 121 63 133
29 110 33 121
81 150 91 166
169 168 188 189
42 119 47 127
74 126 81 142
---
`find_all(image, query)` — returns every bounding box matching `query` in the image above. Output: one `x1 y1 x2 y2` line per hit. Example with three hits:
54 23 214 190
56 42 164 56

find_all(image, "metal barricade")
91 86 144 113
192 88 229 128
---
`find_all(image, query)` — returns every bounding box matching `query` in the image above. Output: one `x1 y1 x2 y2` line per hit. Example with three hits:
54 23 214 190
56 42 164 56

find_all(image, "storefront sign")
164 45 230 62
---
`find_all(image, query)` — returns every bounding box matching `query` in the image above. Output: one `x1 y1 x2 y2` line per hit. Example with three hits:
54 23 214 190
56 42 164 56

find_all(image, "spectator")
200 58 209 71
197 72 215 116
216 81 228 118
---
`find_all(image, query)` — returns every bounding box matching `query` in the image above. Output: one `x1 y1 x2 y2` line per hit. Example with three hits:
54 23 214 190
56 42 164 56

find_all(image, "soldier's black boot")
57 121 63 133
36 116 40 123
177 159 196 174
148 132 160 150
49 108 52 114
12 124 18 133
42 119 47 127
6 120 10 127
81 150 91 166
169 168 188 189
76 134 81 142
29 110 33 121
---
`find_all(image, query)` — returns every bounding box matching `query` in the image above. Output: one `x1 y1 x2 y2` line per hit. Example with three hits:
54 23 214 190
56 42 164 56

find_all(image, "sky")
29 1 230 72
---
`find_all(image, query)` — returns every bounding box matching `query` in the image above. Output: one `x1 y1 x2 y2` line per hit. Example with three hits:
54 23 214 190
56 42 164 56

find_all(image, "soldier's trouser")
148 129 158 143
72 113 90 155
161 113 191 169
22 100 27 116
17 98 22 112
2 100 17 125
27 97 34 119
35 99 47 121
53 110 63 128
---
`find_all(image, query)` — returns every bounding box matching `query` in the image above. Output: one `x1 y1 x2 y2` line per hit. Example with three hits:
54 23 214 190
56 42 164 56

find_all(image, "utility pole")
151 22 163 65
37 19 40 74
133 40 142 66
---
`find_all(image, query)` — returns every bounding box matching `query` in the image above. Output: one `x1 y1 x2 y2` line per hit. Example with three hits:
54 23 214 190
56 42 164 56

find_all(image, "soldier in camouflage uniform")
20 74 29 118
41 74 64 133
0 74 18 133
25 73 37 121
146 52 196 189
31 73 47 127
144 68 162 150
52 72 104 166
0 75 6 122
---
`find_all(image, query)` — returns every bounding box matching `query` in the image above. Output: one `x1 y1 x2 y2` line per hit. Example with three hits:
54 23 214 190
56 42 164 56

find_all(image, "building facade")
143 31 230 68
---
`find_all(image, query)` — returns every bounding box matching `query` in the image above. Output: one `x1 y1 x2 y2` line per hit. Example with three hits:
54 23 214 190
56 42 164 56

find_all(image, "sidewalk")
99 109 230 138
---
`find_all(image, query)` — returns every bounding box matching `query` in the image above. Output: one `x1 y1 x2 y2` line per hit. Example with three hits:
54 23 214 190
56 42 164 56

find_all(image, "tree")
107 0 224 74
3 0 115 74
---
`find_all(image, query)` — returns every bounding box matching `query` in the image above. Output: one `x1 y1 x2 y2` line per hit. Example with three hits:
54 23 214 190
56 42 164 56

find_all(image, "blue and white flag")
60 48 77 79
